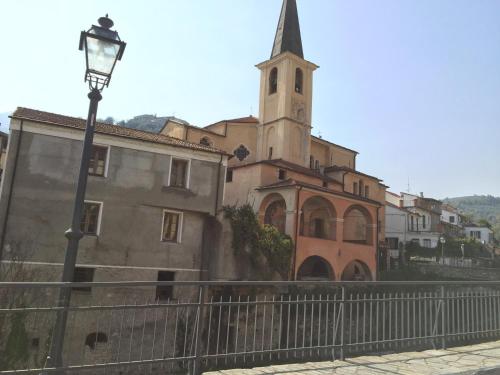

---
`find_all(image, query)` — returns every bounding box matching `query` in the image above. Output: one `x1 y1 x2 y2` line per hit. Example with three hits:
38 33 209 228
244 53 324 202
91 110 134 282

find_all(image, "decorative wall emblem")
234 144 250 161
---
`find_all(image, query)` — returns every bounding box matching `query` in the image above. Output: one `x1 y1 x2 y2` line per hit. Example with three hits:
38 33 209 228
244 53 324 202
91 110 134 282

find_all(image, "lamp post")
46 15 125 372
440 236 446 264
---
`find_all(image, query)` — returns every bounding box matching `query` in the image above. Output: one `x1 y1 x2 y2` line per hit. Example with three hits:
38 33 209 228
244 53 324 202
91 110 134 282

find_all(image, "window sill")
88 173 106 178
161 240 181 245
162 185 195 195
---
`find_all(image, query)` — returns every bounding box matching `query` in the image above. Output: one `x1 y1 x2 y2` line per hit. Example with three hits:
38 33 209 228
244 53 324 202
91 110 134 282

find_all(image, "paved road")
204 340 500 374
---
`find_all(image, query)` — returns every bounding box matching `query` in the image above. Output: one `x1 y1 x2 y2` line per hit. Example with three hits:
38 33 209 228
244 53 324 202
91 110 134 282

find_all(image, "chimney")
420 192 424 198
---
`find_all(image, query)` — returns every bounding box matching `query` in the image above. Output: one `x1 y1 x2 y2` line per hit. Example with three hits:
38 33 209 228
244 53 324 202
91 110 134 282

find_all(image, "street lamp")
440 236 446 264
46 15 126 372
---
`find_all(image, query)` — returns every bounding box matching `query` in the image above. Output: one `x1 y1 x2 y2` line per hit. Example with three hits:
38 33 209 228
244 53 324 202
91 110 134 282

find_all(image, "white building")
464 224 494 244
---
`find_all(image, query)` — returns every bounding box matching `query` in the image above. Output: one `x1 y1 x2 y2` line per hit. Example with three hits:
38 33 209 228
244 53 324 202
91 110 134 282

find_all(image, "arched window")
295 68 303 94
269 67 278 94
85 332 108 350
199 136 212 147
343 205 373 245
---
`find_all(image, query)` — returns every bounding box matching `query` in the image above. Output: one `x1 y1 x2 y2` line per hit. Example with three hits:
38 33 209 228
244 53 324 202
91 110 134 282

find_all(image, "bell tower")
256 0 318 167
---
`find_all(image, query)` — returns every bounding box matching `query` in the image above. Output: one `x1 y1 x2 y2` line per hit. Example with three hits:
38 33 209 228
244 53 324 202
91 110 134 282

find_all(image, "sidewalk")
203 340 500 374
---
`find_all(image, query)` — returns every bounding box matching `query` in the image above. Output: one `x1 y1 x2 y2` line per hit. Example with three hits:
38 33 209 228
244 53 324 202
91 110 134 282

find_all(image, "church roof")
271 0 304 59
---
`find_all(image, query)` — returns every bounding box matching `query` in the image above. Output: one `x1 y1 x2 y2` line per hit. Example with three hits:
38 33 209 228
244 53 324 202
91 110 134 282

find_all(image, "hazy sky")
1 0 499 198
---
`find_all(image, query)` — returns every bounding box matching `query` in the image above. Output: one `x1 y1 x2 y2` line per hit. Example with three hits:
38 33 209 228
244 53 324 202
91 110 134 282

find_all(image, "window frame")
226 169 233 183
72 267 95 292
295 67 303 94
156 271 175 301
161 209 183 243
88 144 110 177
269 67 278 95
81 200 103 236
278 169 286 180
167 157 191 189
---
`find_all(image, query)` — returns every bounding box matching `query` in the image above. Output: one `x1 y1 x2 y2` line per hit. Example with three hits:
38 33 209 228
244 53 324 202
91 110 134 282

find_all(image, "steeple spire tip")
271 0 304 59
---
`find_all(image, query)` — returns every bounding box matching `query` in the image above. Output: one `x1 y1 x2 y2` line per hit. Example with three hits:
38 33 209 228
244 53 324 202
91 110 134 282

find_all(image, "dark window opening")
88 145 107 177
269 67 278 94
322 181 328 188
422 215 426 229
278 169 286 180
170 159 188 188
449 216 455 223
85 332 108 350
31 338 40 348
226 170 233 183
353 182 358 195
365 185 369 198
268 147 273 160
199 137 212 146
80 202 101 235
314 160 320 170
156 271 175 301
72 267 95 292
162 212 180 242
313 218 325 238
310 156 314 169
295 68 303 94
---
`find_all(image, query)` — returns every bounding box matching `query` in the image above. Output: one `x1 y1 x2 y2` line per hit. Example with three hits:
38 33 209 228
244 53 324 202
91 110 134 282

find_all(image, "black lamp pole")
45 15 125 373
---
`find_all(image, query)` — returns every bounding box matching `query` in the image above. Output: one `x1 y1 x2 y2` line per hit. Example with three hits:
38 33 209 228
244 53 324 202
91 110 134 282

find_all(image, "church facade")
163 0 388 281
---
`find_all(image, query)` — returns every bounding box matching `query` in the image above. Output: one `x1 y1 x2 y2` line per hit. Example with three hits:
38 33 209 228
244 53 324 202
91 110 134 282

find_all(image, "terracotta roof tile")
11 107 229 156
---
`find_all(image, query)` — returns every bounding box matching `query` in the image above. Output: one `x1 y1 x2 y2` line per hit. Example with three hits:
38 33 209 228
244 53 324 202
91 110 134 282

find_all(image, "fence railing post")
340 286 345 361
192 284 207 375
441 285 446 349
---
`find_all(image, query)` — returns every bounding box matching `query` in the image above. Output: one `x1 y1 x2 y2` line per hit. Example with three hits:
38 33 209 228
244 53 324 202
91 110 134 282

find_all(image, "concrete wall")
0 123 227 282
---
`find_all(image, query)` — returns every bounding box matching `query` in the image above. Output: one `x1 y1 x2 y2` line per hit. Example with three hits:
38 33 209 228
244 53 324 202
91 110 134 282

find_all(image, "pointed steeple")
271 0 304 59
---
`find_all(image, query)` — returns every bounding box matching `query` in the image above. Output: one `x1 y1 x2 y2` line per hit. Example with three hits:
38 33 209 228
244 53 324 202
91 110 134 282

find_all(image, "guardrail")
1 280 500 374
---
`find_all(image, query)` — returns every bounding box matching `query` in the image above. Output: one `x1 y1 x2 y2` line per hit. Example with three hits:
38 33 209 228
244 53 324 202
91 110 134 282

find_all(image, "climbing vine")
223 204 293 279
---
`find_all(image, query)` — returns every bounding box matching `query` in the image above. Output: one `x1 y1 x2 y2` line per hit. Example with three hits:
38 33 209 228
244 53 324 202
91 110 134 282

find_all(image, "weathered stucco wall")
0 126 226 281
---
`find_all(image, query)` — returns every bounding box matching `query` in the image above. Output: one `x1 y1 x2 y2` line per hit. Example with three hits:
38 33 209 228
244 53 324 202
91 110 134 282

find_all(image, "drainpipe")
375 206 380 280
201 154 224 282
291 186 303 280
0 120 23 265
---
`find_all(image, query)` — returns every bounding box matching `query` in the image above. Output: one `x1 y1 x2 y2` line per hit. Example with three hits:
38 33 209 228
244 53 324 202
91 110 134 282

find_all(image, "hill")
111 114 189 133
443 195 500 239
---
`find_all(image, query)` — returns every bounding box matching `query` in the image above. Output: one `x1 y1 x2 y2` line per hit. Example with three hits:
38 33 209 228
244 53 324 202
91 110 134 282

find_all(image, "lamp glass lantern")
79 15 126 90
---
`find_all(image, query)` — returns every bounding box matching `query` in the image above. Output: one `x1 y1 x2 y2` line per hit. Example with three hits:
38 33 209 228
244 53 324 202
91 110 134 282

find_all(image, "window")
268 147 273 159
359 181 364 196
199 137 212 147
169 158 189 188
422 215 426 229
449 216 455 223
226 170 233 183
278 169 286 180
295 68 303 94
313 218 325 238
72 267 95 292
353 182 358 195
364 185 370 198
269 67 278 94
322 181 328 188
423 239 431 248
314 160 320 170
88 145 108 177
310 156 314 169
85 332 108 350
387 237 399 249
162 211 182 242
156 271 175 301
410 216 414 231
80 202 102 235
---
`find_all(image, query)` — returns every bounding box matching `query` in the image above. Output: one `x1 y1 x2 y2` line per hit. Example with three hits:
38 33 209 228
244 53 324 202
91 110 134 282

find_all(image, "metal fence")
2 280 500 374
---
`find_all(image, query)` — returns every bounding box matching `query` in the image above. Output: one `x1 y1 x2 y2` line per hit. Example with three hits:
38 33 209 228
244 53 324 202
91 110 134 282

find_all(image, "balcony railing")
1 280 500 374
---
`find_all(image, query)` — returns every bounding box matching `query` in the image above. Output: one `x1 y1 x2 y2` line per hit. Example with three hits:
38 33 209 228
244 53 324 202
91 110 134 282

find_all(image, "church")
163 0 388 281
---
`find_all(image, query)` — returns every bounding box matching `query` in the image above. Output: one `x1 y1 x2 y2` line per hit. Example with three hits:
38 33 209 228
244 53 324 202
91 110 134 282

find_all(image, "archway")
297 256 334 281
341 260 372 281
300 196 337 240
260 193 287 234
343 205 373 245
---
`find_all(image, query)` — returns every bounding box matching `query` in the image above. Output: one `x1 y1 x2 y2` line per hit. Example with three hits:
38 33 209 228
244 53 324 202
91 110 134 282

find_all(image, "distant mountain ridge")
443 195 500 240
112 114 189 134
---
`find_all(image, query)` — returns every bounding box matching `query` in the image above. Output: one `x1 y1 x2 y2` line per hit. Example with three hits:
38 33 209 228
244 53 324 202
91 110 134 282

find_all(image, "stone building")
163 0 388 281
0 108 229 287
